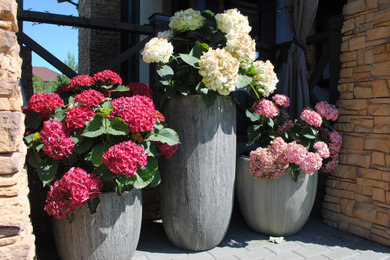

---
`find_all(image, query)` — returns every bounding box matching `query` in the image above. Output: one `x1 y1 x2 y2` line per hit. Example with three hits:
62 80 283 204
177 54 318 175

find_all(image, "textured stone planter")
236 156 317 236
160 95 236 251
52 189 142 260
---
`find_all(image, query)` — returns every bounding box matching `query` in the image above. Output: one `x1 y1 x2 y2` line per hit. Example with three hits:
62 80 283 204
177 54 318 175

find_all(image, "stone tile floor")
134 211 390 260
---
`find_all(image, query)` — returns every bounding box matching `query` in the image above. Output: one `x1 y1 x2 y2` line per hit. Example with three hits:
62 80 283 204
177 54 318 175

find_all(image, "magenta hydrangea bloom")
74 89 105 107
252 98 279 118
111 95 157 133
93 70 122 85
65 106 95 130
272 94 290 108
129 82 154 99
40 120 74 159
27 93 64 119
44 167 101 219
67 75 95 91
103 141 148 177
300 109 322 127
157 142 179 159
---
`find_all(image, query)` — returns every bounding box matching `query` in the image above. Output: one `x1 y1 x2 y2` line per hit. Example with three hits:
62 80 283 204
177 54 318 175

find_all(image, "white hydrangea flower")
252 60 279 97
215 8 251 34
225 31 256 69
157 30 173 40
142 37 173 64
169 8 205 32
198 48 240 95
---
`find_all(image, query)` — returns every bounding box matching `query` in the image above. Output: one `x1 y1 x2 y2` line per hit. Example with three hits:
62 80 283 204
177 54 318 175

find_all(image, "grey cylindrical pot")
160 95 236 251
236 156 317 236
52 189 142 260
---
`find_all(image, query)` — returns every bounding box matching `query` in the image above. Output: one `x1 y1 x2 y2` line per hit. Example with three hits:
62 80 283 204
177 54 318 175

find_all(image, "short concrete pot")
52 189 142 260
236 155 317 236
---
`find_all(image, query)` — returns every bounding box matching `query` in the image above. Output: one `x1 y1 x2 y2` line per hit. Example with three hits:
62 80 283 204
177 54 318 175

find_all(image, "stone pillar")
322 0 390 246
0 0 35 258
78 0 121 75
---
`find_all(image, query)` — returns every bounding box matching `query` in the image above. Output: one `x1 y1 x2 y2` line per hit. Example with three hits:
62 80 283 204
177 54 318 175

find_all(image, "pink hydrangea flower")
103 141 148 177
314 141 330 159
157 142 179 159
40 120 67 144
285 141 307 166
65 106 95 130
27 93 64 119
67 75 95 91
315 101 339 121
74 90 105 107
300 152 323 175
300 109 322 127
44 167 101 219
111 96 157 133
252 98 279 118
321 156 339 173
329 130 342 153
129 82 154 99
272 94 290 108
93 70 122 85
269 137 288 163
249 145 288 180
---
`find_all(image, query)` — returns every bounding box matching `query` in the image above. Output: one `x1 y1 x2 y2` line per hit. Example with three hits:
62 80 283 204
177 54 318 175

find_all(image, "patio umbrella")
280 0 319 119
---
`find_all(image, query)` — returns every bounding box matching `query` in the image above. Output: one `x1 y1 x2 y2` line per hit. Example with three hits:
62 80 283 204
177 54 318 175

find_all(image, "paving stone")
264 241 304 255
208 244 248 259
234 247 276 260
263 251 305 260
322 246 361 259
176 252 215 260
133 215 390 260
293 244 332 258
352 250 390 260
308 255 332 260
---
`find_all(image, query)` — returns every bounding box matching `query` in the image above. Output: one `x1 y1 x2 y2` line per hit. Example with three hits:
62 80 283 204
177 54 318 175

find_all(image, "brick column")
322 0 390 246
0 0 35 259
78 0 121 75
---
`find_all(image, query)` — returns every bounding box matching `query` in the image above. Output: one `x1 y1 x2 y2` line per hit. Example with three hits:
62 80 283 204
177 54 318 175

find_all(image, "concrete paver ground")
134 211 390 260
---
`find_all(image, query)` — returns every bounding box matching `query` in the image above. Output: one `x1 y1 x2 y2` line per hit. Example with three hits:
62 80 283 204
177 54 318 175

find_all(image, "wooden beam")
17 32 78 78
18 10 154 34
101 36 153 71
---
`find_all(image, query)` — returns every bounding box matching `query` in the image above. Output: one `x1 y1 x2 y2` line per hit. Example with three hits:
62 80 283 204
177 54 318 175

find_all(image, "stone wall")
78 0 121 75
0 0 35 259
322 0 390 246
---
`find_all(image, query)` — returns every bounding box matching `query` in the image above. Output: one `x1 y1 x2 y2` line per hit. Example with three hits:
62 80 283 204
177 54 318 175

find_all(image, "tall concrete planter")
236 156 317 236
52 189 142 260
160 95 236 251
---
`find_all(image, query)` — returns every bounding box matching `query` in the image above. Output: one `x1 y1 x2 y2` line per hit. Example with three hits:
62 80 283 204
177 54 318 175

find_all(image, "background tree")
33 52 78 93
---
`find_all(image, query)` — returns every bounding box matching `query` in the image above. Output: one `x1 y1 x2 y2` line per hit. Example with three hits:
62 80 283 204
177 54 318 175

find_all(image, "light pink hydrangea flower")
300 109 322 127
285 142 307 166
314 141 330 159
315 101 339 121
272 94 290 108
300 152 323 175
252 98 279 118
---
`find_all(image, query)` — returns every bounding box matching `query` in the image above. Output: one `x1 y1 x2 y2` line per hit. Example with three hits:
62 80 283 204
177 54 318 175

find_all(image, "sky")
22 0 79 74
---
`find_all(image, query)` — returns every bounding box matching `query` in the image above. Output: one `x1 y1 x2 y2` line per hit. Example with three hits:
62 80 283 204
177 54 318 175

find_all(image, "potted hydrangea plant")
236 75 342 236
24 70 179 260
141 8 262 251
